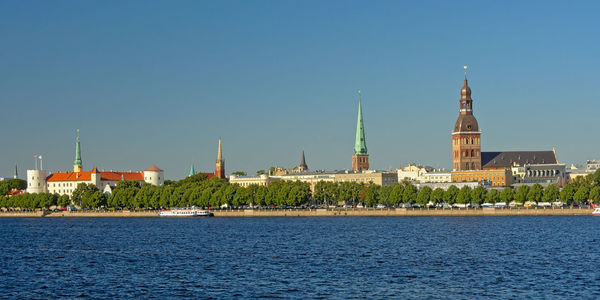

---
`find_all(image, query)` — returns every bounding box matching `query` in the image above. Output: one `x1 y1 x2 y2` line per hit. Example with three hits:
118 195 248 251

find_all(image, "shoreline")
0 207 594 218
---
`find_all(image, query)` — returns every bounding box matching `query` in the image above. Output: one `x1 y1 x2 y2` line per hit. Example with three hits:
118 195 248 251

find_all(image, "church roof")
481 151 557 168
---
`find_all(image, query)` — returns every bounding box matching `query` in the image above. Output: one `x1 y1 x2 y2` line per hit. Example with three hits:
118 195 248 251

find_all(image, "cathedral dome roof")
454 114 479 132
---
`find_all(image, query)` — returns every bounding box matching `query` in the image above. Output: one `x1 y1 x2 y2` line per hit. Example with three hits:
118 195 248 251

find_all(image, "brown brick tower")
215 138 226 179
452 73 481 171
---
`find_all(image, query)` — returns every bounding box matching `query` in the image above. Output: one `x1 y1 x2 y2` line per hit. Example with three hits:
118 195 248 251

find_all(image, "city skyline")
2 1 599 179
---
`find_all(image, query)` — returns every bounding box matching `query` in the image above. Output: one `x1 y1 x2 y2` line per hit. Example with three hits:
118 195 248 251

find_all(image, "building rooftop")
482 151 557 169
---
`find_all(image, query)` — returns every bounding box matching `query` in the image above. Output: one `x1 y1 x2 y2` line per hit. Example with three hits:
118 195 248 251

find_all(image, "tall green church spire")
189 164 195 177
74 129 82 172
354 90 368 156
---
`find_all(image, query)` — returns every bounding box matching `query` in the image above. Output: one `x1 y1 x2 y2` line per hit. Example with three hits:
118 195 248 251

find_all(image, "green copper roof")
74 130 82 166
189 164 195 177
354 92 368 156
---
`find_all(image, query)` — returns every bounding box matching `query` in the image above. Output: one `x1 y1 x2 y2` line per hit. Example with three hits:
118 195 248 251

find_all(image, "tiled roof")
145 165 163 172
482 151 557 169
47 171 144 182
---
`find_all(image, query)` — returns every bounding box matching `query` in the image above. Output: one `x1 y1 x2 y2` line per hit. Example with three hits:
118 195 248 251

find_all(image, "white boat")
593 208 600 216
158 209 214 217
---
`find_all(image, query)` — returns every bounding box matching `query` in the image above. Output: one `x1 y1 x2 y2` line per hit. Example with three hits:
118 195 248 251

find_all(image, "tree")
457 186 472 204
486 189 501 204
81 191 107 208
416 186 432 206
57 194 71 207
379 185 393 205
573 185 590 204
559 183 576 205
542 185 560 202
116 180 141 189
515 185 529 204
364 185 381 207
431 188 444 204
256 170 266 176
389 184 404 206
402 184 418 204
589 186 600 205
471 186 487 205
232 171 247 176
72 183 99 206
444 186 459 204
527 184 543 203
500 187 514 203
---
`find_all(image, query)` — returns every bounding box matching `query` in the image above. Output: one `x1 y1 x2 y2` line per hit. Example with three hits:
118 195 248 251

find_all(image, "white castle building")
27 131 164 196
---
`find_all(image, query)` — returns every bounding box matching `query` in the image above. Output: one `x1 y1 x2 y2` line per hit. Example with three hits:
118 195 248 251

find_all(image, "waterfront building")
352 91 369 172
26 131 164 196
420 171 452 183
449 73 562 187
397 164 430 182
229 174 281 187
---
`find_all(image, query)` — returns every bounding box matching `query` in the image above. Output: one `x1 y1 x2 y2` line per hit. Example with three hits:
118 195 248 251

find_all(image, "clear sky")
1 0 599 180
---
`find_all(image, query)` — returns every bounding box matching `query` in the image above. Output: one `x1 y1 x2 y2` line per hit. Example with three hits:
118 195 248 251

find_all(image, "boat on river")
158 209 214 217
593 208 600 216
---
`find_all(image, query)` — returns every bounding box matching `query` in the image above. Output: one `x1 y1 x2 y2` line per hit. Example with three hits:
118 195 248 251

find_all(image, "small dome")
454 114 479 132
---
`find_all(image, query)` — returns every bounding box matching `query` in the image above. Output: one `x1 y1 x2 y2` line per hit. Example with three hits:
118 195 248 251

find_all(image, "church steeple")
352 90 369 172
452 67 481 171
297 150 308 171
215 138 225 179
189 164 195 177
14 164 18 179
74 129 83 172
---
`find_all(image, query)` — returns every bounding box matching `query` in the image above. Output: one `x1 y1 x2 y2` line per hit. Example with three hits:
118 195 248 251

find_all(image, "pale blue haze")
1 1 599 179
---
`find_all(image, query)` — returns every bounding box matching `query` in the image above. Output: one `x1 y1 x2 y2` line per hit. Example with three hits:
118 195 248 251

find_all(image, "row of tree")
2 170 600 209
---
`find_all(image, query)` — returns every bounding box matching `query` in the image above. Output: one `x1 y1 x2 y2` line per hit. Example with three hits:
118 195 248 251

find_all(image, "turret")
144 165 164 186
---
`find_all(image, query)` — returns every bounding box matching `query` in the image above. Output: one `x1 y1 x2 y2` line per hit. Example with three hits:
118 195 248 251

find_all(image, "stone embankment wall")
0 207 594 217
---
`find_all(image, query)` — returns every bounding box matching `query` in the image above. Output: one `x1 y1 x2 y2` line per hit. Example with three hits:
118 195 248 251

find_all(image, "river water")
1 216 599 299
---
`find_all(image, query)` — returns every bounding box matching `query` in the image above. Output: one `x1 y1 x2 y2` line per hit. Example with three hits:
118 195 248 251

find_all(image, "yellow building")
451 169 512 187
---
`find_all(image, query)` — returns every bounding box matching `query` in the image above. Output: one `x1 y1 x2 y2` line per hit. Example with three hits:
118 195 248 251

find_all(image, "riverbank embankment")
0 207 594 217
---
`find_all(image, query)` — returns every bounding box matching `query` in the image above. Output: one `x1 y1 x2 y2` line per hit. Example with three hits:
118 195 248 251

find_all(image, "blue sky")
1 0 599 179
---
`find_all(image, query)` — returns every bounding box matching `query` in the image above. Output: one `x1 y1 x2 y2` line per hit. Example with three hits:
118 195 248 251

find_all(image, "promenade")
0 207 594 217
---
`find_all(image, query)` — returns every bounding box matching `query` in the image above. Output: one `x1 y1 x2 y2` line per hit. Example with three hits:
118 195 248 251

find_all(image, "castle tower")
215 138 226 179
74 129 83 172
352 90 369 172
26 169 48 194
144 165 164 186
452 70 481 171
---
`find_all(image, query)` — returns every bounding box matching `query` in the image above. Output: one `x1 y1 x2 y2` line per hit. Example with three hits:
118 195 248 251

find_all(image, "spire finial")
464 66 468 80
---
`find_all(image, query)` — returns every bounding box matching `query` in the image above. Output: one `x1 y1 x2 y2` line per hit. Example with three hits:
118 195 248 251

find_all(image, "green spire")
14 164 18 179
189 164 195 177
354 90 368 156
74 129 82 166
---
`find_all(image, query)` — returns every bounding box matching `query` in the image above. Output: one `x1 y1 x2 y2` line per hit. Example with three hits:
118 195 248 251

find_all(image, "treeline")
2 170 600 209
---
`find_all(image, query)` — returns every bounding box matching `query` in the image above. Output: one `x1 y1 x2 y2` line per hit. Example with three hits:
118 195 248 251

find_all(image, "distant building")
229 174 281 187
352 91 369 172
586 160 600 173
449 74 562 187
27 130 164 196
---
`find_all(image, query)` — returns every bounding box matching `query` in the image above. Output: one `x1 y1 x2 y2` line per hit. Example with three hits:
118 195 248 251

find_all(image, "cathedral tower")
215 138 226 179
352 90 369 172
452 71 481 171
74 129 83 172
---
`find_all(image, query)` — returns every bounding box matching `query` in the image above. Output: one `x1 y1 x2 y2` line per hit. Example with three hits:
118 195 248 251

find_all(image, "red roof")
145 165 163 172
9 189 25 195
47 171 144 182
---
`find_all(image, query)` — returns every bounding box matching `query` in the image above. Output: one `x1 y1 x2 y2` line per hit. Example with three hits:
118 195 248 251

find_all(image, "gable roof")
47 171 144 182
482 151 557 169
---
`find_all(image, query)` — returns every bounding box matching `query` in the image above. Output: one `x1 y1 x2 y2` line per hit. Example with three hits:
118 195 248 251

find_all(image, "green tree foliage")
402 184 418 204
232 171 247 176
57 194 71 207
364 184 381 207
559 183 576 205
117 180 141 189
486 189 501 203
515 186 529 204
457 186 472 204
526 184 543 203
431 188 444 204
389 184 404 205
573 185 590 204
0 179 27 195
542 185 560 202
588 186 600 204
256 170 266 176
72 183 99 206
416 186 432 206
444 186 459 204
379 185 393 205
500 188 514 203
471 186 488 205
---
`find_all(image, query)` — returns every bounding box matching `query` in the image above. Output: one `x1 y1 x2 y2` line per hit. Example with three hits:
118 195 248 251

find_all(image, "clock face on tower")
467 124 472 130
